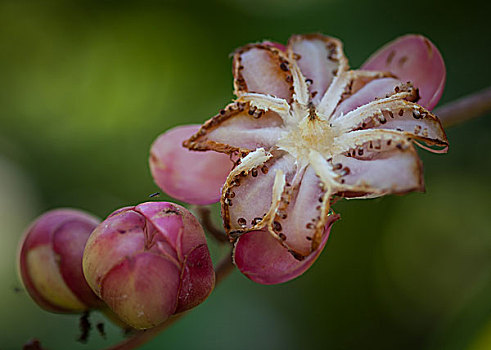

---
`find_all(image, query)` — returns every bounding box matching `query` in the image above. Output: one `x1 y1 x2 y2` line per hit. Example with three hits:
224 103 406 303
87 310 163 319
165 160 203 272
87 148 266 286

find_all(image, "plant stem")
105 253 235 350
191 205 229 243
435 87 491 127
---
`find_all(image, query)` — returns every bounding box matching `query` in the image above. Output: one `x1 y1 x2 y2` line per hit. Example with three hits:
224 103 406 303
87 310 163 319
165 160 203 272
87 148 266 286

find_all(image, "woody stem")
192 205 229 243
435 87 491 128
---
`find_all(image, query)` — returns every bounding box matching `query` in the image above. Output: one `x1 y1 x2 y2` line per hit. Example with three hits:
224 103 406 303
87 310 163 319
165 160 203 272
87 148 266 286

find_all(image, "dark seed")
387 139 392 146
251 169 258 177
333 163 342 170
280 62 289 71
279 233 287 240
220 109 226 115
261 165 269 174
306 223 314 229
229 191 235 198
252 217 262 225
306 78 313 85
412 110 422 119
273 221 282 232
357 148 364 156
306 236 313 241
398 109 404 116
238 218 247 226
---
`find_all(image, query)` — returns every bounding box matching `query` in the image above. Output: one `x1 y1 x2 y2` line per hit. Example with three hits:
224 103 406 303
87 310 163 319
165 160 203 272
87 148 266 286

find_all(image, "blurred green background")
1 0 490 349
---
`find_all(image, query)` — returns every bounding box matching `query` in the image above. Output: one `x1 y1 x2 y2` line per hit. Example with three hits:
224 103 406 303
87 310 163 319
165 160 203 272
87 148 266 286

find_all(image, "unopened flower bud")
149 124 233 205
18 209 102 313
83 202 215 329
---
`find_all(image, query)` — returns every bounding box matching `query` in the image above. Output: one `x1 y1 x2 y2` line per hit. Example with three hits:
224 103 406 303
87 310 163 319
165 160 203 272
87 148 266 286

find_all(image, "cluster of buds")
18 203 215 330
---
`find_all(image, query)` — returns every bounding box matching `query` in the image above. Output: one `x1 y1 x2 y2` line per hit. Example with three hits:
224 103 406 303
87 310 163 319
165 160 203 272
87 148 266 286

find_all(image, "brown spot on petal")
237 218 247 227
398 56 408 67
273 221 282 232
386 50 396 64
413 110 422 119
251 217 262 225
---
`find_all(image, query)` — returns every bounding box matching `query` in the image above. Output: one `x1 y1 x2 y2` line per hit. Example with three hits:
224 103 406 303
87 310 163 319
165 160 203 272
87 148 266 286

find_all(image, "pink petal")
332 98 448 152
53 220 103 308
185 102 284 154
332 132 424 197
83 209 147 296
100 252 180 329
176 244 215 313
362 35 446 110
233 214 339 285
332 77 401 119
150 124 233 205
262 41 286 52
288 34 348 105
233 44 293 100
222 153 296 235
134 202 207 259
273 165 329 257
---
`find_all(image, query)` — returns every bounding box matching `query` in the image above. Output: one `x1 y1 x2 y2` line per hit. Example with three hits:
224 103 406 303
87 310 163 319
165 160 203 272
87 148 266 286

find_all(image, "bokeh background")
1 0 490 349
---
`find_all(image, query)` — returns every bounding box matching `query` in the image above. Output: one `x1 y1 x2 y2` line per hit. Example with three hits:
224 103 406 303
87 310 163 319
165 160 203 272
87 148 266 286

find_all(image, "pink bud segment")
233 214 340 285
82 202 215 329
18 209 102 313
262 41 286 52
149 125 233 205
362 35 446 110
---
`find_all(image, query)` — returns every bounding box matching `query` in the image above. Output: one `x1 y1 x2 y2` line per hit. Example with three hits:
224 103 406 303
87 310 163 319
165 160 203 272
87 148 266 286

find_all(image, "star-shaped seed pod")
184 34 448 284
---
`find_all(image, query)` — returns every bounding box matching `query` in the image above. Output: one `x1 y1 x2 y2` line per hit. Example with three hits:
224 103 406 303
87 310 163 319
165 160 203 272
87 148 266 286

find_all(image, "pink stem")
435 87 491 127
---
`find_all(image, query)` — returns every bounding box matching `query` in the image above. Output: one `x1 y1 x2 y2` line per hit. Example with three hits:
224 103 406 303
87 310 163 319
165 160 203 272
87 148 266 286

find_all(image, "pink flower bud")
18 209 102 313
149 125 233 205
82 202 215 329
